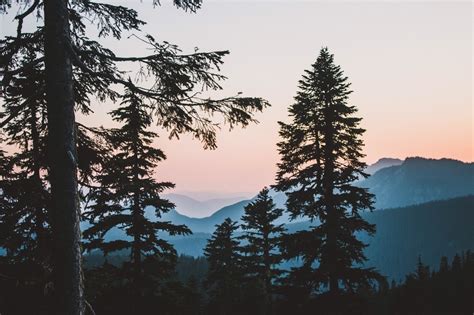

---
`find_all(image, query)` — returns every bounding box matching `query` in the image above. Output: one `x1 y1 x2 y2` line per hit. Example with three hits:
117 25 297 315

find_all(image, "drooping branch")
15 0 41 38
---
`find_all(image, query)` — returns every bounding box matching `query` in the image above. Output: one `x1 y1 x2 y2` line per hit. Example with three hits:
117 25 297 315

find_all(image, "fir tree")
451 254 462 272
204 218 243 315
415 256 430 281
0 41 106 313
240 187 285 314
83 89 190 311
439 256 449 273
274 48 381 302
0 57 51 278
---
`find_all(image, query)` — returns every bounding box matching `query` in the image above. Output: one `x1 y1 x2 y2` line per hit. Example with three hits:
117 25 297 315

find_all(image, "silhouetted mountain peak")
366 157 403 175
361 157 474 209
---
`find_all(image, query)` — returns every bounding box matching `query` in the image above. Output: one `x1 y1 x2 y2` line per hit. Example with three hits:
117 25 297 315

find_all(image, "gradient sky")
1 1 472 197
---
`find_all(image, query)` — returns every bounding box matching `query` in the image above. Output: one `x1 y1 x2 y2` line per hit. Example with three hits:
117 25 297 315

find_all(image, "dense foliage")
274 48 381 310
82 89 192 312
239 188 286 314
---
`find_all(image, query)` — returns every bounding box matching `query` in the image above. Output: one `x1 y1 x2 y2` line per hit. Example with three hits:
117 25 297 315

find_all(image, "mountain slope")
160 157 473 232
361 195 474 281
163 193 246 218
365 157 403 175
168 196 474 281
358 157 474 209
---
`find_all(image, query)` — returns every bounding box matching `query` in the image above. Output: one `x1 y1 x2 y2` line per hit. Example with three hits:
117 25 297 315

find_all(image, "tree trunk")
263 235 272 315
44 0 83 313
323 102 338 296
28 100 47 267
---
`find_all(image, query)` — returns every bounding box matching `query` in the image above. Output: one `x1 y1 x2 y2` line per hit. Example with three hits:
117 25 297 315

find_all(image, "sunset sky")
1 1 472 198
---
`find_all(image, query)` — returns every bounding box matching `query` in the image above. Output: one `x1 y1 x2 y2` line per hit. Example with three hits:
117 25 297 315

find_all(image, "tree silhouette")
1 1 268 312
0 58 51 282
204 218 243 314
0 32 108 313
83 89 191 312
274 48 381 306
240 187 286 314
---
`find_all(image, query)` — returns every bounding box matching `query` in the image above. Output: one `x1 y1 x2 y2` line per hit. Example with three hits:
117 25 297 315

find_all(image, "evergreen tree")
451 253 462 272
0 40 106 313
0 58 51 279
83 89 191 311
1 2 268 311
274 48 380 303
240 187 285 314
415 256 430 281
439 256 449 273
204 218 243 315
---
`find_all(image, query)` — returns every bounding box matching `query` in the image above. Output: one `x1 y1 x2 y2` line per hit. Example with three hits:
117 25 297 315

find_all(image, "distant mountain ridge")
163 193 247 218
159 157 473 233
358 157 474 209
89 156 474 281
157 191 293 233
365 157 403 175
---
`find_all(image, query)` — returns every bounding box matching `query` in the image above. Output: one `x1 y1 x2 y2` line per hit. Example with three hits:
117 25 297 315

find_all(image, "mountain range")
358 157 474 209
168 196 474 281
157 157 474 233
96 156 474 280
365 157 403 175
162 193 247 218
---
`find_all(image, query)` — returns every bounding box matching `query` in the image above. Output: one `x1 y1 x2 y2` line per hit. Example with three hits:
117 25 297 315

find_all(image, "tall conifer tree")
0 59 51 276
275 48 380 302
83 89 191 309
0 47 106 313
240 187 285 314
204 218 243 314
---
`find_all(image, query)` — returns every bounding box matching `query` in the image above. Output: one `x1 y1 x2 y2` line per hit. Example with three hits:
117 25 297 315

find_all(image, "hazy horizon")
1 0 472 195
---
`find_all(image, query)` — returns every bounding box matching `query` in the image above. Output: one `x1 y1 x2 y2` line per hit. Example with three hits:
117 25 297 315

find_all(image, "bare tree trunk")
44 0 83 313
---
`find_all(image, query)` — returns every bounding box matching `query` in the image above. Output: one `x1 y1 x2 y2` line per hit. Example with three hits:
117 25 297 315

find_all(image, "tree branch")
15 0 41 38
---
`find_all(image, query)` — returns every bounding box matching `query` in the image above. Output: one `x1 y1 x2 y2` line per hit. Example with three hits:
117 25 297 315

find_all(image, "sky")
1 1 472 198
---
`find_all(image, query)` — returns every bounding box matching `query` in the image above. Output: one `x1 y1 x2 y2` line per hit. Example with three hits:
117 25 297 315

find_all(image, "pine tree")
1 2 268 311
83 89 190 311
274 48 381 302
0 46 106 313
439 256 449 273
240 187 285 314
451 254 462 272
415 256 430 281
0 57 51 276
204 218 243 315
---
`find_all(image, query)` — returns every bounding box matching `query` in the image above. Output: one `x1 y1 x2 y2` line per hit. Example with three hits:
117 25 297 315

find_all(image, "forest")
0 1 473 314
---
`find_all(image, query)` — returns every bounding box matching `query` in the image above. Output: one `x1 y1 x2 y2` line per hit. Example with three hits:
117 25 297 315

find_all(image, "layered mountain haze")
365 157 403 175
168 196 474 281
155 192 292 233
87 156 474 280
163 193 248 218
160 157 473 230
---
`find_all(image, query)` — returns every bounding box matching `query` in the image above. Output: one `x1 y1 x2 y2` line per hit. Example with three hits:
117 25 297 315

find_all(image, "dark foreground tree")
240 187 285 314
1 1 268 313
204 218 243 315
274 47 381 310
0 59 50 275
83 89 191 312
